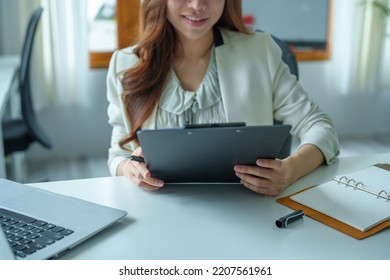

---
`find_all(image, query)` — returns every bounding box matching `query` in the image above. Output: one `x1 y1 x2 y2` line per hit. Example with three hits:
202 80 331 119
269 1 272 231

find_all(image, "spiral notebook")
277 164 390 239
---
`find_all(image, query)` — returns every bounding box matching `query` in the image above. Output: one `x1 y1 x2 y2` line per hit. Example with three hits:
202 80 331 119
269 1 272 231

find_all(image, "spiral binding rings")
334 176 389 202
355 182 364 189
378 190 390 202
338 176 347 182
347 178 357 189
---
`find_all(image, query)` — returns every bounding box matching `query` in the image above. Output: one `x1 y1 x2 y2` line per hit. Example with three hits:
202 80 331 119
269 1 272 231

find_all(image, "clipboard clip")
183 122 246 129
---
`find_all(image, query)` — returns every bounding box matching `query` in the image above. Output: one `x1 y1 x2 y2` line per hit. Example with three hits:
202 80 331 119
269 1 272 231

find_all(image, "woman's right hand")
119 147 164 191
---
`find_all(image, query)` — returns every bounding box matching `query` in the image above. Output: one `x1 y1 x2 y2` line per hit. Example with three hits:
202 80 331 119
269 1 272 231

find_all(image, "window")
88 0 116 52
88 0 140 68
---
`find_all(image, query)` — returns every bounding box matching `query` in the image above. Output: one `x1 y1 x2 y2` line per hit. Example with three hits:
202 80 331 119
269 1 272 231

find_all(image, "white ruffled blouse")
155 48 227 129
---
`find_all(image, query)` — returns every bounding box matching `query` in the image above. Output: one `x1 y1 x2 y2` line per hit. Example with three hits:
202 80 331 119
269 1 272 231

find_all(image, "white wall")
297 0 390 135
299 62 390 135
28 70 112 159
0 0 34 55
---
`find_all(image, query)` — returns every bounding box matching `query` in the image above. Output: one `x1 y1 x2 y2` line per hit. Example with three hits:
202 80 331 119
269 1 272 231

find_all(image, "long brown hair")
120 0 250 149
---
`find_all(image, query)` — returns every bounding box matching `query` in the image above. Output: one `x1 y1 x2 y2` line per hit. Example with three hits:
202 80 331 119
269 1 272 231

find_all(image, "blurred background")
0 0 389 183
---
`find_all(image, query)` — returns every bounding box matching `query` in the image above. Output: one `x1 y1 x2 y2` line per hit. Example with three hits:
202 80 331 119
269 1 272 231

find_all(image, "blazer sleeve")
106 50 137 176
265 35 340 164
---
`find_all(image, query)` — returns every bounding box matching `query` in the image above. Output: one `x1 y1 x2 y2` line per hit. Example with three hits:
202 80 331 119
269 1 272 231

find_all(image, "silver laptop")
1 225 16 260
0 178 127 260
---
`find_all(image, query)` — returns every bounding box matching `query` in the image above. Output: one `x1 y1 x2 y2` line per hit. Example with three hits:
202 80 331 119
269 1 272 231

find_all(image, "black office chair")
257 30 299 159
2 7 52 158
2 7 52 182
268 34 299 80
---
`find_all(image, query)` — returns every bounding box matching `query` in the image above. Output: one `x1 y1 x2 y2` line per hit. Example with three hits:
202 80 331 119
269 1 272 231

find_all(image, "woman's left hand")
234 158 295 196
234 145 325 196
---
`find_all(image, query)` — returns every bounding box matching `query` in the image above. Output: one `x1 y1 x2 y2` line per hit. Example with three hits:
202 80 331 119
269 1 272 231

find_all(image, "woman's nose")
187 0 207 11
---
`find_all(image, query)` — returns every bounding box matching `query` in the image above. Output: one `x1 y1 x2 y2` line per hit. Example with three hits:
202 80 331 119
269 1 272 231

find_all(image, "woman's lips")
183 15 208 27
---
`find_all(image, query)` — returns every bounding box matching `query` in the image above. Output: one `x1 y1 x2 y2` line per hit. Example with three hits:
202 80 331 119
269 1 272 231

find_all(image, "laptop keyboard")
0 208 74 258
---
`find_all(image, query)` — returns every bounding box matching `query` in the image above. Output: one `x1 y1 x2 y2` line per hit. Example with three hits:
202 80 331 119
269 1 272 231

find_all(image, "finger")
142 176 164 188
133 169 164 188
138 181 161 191
131 172 164 189
133 146 143 156
256 158 282 169
240 178 282 196
235 172 271 189
134 162 164 187
136 163 151 179
234 165 273 180
239 179 276 196
126 160 163 188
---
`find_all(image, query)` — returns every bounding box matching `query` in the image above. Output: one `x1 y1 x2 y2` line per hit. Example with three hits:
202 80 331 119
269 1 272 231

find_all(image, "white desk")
30 153 390 260
0 55 19 178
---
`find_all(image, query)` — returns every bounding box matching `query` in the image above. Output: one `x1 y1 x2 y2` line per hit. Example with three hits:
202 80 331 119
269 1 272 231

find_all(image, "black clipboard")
137 123 291 183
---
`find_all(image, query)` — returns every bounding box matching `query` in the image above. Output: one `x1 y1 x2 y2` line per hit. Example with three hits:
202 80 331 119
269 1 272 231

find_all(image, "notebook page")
290 166 390 232
344 166 390 193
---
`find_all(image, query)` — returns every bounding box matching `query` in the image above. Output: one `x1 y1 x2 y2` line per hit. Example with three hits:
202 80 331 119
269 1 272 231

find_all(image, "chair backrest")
257 30 299 159
19 7 51 148
19 8 43 91
256 30 299 79
269 35 299 80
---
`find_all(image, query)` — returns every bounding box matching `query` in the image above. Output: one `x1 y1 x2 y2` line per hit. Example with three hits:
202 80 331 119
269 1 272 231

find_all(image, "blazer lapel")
214 28 274 126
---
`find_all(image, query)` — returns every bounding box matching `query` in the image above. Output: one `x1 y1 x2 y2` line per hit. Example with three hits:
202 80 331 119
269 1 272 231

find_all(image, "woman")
106 0 339 196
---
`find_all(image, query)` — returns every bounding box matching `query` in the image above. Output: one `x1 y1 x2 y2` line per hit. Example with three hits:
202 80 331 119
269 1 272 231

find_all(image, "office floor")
23 133 390 183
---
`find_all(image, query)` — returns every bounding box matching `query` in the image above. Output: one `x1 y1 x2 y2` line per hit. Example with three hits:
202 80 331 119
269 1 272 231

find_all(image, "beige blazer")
106 28 339 176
